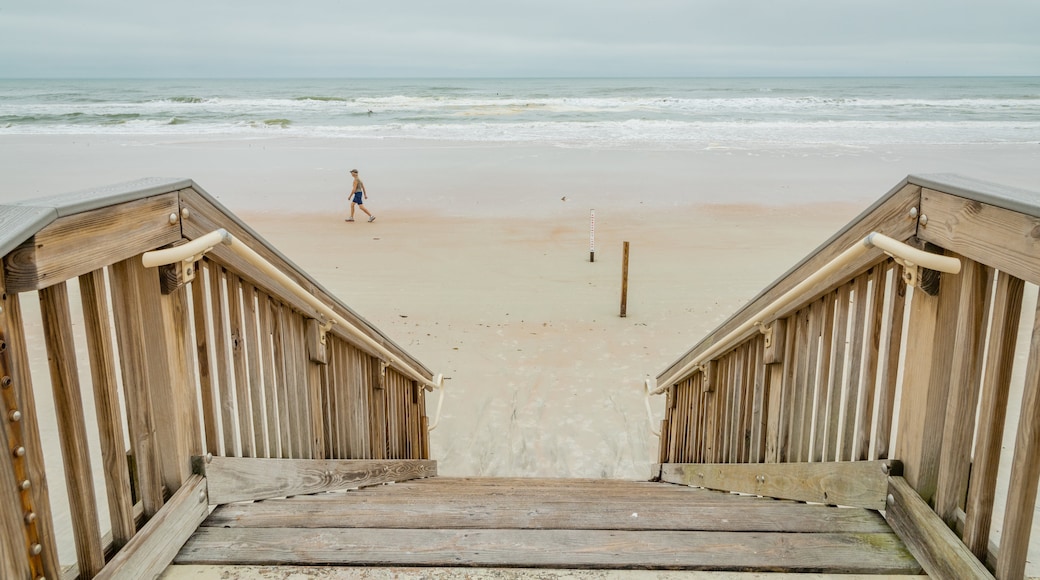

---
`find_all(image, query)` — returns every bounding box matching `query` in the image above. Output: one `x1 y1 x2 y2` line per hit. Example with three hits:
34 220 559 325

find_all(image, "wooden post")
39 282 105 577
589 209 595 263
895 255 961 503
620 241 629 318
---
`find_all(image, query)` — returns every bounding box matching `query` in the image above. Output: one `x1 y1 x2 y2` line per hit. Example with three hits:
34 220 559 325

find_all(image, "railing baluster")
39 281 105 577
78 269 136 548
109 258 164 517
824 283 851 461
842 274 870 461
241 281 267 458
812 292 837 462
964 271 1024 559
157 261 201 489
190 263 219 455
935 259 992 525
854 266 888 460
257 291 281 459
995 285 1040 580
895 249 964 503
0 285 60 579
207 264 237 456
226 274 254 458
873 264 906 461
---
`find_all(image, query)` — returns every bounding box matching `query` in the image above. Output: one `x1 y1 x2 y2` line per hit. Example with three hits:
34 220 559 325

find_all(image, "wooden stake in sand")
589 209 596 263
620 241 630 318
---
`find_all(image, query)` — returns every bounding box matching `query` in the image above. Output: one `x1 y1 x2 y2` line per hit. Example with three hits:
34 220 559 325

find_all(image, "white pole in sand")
589 209 596 263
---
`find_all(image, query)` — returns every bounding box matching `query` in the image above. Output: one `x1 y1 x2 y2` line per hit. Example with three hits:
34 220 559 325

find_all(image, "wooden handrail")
652 232 960 393
1 179 438 579
652 174 1040 580
142 228 441 391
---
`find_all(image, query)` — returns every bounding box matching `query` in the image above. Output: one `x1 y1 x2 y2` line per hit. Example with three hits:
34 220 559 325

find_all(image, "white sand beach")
3 135 1040 481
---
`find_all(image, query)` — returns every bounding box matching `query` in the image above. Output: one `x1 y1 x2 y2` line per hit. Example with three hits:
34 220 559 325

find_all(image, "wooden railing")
1 178 436 579
652 174 1040 579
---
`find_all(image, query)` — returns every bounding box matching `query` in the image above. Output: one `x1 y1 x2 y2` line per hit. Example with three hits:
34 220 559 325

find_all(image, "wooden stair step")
205 497 890 533
175 528 919 573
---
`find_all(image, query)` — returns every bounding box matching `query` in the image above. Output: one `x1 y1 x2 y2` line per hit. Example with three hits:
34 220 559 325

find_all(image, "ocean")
2 77 1039 148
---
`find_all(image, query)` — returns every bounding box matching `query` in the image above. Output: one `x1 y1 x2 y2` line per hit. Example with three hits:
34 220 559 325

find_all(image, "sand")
3 135 1039 480
4 135 1040 570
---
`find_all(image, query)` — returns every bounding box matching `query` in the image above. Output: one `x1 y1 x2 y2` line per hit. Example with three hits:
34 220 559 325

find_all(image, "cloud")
1 0 1038 77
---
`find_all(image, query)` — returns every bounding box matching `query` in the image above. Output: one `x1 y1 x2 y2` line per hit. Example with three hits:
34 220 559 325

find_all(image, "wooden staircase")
171 477 923 574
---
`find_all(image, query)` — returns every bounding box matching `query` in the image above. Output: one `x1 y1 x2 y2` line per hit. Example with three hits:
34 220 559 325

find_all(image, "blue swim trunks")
352 191 363 204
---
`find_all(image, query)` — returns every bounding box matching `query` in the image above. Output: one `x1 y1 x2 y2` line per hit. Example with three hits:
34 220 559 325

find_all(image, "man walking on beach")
346 169 376 222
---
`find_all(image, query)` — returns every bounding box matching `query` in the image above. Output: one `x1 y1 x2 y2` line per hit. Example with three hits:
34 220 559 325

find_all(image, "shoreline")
2 135 1039 218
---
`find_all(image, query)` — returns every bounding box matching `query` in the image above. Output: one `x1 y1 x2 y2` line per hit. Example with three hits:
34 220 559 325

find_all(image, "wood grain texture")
177 527 919 573
199 457 437 504
885 476 993 579
873 265 907 460
659 183 920 385
934 259 990 526
79 269 137 548
95 474 209 580
109 258 165 517
660 461 895 509
964 272 1024 560
996 286 1040 580
0 280 60 578
39 282 106 577
4 193 181 293
179 189 431 379
205 497 891 533
918 189 1040 286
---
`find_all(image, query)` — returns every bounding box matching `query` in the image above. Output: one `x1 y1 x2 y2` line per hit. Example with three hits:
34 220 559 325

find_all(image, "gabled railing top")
651 173 1040 580
1 177 437 579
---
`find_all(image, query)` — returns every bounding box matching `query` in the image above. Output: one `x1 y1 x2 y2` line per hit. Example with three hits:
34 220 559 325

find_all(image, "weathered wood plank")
197 457 437 504
934 259 991 525
964 272 1024 559
158 276 202 490
226 274 255 457
824 283 851 461
0 307 31 579
95 474 209 580
801 299 824 463
162 564 929 579
894 250 961 503
207 264 237 456
270 299 293 458
109 258 165 517
884 476 993 579
240 281 267 458
4 193 181 293
176 527 920 574
659 182 921 385
660 461 895 509
257 289 281 459
78 269 136 548
841 274 869 461
189 264 219 455
39 282 106 577
873 264 907 460
0 204 56 260
0 280 60 578
996 286 1040 580
812 292 836 462
179 189 431 379
918 189 1040 286
205 497 892 533
854 266 887 460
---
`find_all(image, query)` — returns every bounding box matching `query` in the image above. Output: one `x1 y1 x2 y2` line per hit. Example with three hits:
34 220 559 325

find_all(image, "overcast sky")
2 0 1038 78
